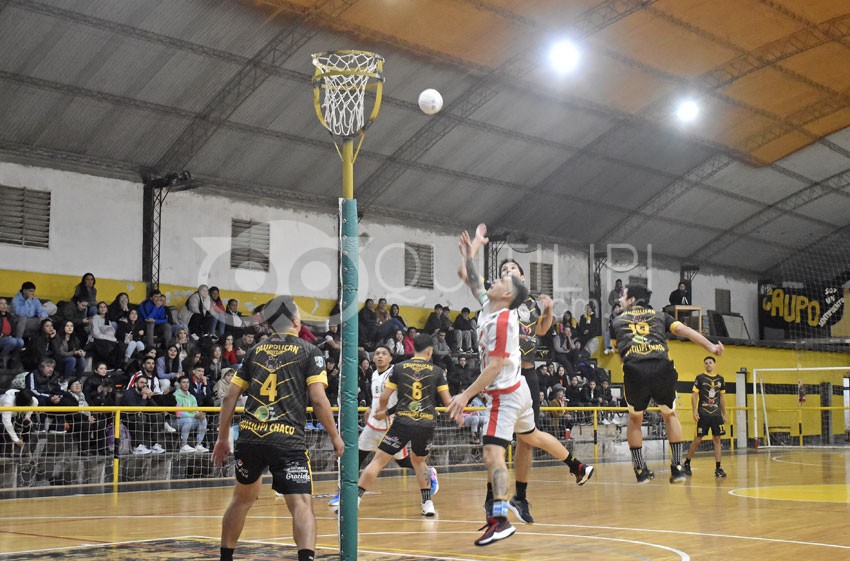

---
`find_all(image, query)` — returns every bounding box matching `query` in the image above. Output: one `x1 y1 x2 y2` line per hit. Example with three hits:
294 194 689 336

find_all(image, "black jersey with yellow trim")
693 373 725 417
612 306 682 363
233 331 327 448
516 294 541 360
385 357 448 428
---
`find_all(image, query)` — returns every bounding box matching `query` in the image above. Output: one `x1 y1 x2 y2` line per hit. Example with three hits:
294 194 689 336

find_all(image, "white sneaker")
151 443 166 454
421 500 436 517
133 444 152 455
602 418 611 425
163 421 177 433
194 443 209 453
180 444 196 454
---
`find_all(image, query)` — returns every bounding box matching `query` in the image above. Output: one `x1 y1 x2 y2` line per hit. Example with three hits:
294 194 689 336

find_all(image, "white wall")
0 163 757 331
0 162 142 280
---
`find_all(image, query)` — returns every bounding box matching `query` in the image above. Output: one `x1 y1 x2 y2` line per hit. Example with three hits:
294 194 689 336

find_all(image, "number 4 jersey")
612 306 683 363
232 332 328 448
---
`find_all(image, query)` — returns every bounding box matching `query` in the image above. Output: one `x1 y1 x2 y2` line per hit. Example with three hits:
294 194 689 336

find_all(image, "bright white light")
549 39 581 74
675 99 700 123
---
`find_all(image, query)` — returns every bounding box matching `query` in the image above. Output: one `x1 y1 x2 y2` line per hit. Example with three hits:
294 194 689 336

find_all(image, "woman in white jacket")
177 285 212 337
90 301 121 368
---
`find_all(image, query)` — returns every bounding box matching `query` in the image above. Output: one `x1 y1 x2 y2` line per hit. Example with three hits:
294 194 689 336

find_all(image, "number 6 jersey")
385 356 448 429
611 306 683 363
232 332 328 448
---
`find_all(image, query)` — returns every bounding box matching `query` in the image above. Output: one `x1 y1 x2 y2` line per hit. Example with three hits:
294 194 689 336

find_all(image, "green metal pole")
338 137 358 561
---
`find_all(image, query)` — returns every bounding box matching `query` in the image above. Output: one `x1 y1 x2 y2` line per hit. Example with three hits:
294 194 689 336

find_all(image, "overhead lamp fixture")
675 98 700 123
549 39 581 74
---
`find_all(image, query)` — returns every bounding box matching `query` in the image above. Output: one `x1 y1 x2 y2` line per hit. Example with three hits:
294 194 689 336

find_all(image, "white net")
311 51 384 138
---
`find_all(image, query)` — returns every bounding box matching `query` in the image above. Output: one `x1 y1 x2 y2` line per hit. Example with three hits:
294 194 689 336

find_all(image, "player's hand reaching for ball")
537 294 554 312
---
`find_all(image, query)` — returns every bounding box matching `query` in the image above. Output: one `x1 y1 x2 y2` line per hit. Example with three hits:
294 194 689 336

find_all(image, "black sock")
220 547 234 561
630 446 645 470
358 486 366 498
515 481 527 501
684 458 691 465
716 461 721 470
485 482 493 502
297 549 315 561
421 488 431 502
563 454 581 474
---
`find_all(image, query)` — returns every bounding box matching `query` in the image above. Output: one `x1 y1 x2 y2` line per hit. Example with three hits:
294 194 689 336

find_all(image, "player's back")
235 332 327 448
612 306 679 363
387 357 448 426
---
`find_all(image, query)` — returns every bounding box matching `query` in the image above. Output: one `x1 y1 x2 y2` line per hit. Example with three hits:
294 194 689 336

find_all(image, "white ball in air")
418 89 443 115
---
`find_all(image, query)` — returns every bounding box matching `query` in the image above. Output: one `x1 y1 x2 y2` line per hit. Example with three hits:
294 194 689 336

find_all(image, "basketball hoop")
311 50 384 156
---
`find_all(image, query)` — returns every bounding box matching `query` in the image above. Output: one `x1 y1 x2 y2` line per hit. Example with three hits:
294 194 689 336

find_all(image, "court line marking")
727 485 850 503
0 535 205 557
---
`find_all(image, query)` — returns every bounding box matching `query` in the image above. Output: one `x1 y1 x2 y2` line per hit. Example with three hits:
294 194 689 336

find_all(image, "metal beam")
762 223 850 279
687 167 850 263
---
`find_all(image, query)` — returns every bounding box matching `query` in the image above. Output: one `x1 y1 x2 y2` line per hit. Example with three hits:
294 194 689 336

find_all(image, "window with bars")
715 288 731 314
404 242 434 289
230 218 270 271
529 262 553 296
628 275 648 287
0 185 51 248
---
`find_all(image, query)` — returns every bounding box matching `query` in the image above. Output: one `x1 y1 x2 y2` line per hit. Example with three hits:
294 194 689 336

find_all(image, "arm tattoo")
464 255 484 299
492 467 509 500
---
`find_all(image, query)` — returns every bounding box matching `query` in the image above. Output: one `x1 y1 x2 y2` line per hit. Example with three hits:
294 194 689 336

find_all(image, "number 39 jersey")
232 332 327 448
612 306 683 364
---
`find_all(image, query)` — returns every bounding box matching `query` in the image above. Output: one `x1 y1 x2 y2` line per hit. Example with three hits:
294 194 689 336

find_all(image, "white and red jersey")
477 297 521 391
366 365 397 431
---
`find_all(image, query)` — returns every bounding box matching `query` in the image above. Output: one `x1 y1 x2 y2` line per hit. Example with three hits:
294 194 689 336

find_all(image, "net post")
338 196 359 561
113 409 121 492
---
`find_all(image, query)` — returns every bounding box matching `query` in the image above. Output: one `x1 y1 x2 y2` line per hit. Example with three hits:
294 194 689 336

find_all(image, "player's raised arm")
671 322 724 356
458 229 487 302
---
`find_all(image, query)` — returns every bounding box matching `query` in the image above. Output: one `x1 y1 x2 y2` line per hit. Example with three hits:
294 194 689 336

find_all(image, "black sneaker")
683 462 692 476
575 463 594 486
508 496 534 524
714 467 727 478
635 467 655 483
670 464 686 484
483 498 493 522
475 517 516 546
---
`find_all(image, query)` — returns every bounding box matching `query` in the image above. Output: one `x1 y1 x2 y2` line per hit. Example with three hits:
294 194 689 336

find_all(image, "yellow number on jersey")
412 381 423 400
628 321 650 336
259 373 278 402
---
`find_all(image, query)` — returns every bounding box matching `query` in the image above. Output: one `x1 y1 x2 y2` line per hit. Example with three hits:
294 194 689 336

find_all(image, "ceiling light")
549 39 581 74
675 99 700 123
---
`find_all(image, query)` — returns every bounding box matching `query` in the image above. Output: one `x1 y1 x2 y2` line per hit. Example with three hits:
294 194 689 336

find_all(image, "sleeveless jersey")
477 297 521 391
366 365 397 430
232 332 327 448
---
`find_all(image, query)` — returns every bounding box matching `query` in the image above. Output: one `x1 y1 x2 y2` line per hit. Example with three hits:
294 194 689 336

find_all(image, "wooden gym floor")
1 449 849 560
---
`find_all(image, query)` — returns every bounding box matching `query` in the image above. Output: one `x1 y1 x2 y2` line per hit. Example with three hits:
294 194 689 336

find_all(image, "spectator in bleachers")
319 323 341 363
157 345 182 391
562 310 577 330
452 307 478 352
138 290 171 349
24 358 69 431
174 375 208 453
324 358 339 405
173 327 198 363
375 297 390 325
580 380 604 425
57 296 91 347
27 318 58 370
120 375 165 455
565 376 583 406
536 363 553 398
440 305 456 345
457 355 479 390
547 388 574 439
11 281 49 339
182 349 202 378
202 344 227 381
65 379 95 435
90 301 123 369
669 281 690 306
221 333 238 366
128 355 166 396
116 308 145 364
178 284 213 337
375 298 407 340
223 299 245 338
577 303 601 356
402 327 417 357
358 298 379 347
125 346 158 380
208 286 227 337
188 363 214 407
298 323 317 344
1 388 37 457
384 329 406 361
72 273 98 316
389 303 407 328
551 326 576 375
107 292 132 324
56 320 86 381
423 304 443 336
357 357 373 405
599 379 618 425
233 329 255 363
0 297 24 369
431 330 453 371
213 367 237 406
83 362 116 408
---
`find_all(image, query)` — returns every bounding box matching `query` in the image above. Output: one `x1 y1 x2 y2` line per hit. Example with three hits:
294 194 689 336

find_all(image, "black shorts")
622 358 678 412
521 367 540 424
696 415 726 437
233 441 312 495
378 420 434 457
